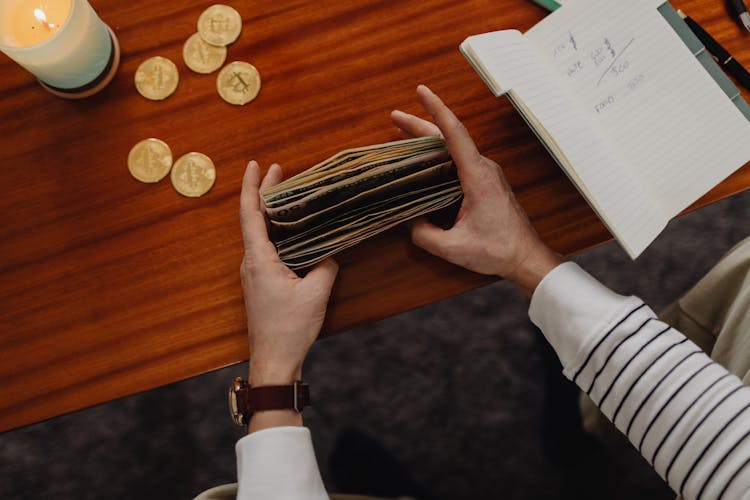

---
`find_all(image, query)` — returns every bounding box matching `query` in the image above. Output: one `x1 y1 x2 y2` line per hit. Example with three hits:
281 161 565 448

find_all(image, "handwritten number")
595 96 615 114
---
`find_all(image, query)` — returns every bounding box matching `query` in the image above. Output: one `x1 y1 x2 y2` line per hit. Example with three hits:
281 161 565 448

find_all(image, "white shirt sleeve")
530 262 750 500
236 426 328 500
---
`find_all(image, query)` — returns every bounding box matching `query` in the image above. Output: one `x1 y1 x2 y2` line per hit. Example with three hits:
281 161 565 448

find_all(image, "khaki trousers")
194 483 410 500
193 483 414 500
581 236 750 438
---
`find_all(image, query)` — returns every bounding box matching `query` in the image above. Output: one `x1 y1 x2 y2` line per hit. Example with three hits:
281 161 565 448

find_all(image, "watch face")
229 386 238 414
228 377 246 427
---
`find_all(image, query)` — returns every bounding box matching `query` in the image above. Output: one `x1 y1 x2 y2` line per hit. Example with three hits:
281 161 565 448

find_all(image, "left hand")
239 161 339 387
391 86 561 296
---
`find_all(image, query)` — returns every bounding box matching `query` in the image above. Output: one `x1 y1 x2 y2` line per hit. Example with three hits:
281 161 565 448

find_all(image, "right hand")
391 85 562 296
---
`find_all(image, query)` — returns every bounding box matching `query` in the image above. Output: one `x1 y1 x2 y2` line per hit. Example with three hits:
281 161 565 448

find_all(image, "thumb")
302 258 339 295
409 217 454 260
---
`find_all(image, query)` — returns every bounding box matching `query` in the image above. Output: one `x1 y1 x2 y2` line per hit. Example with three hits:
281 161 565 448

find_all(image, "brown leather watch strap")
238 380 311 415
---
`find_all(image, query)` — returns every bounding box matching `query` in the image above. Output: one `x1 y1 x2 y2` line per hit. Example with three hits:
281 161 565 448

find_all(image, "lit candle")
0 0 120 98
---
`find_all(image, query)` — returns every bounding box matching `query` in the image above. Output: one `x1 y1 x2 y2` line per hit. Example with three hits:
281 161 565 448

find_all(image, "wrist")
248 409 303 433
505 243 563 297
249 359 302 386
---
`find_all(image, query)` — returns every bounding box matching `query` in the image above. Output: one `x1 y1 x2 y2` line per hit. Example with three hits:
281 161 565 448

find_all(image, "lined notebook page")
526 0 750 219
461 31 663 257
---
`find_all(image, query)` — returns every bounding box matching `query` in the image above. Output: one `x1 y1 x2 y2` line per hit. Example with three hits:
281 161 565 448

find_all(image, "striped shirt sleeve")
530 262 750 500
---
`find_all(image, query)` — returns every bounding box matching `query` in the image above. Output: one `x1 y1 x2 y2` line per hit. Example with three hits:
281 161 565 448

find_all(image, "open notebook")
461 0 750 258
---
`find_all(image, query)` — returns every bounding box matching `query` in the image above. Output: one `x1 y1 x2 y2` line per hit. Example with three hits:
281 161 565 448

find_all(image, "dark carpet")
2 189 748 500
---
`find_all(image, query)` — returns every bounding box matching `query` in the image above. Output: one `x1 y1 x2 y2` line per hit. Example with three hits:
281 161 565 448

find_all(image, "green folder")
658 3 750 120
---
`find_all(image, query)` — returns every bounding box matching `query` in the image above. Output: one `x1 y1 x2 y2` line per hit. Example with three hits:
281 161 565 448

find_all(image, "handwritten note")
530 13 647 121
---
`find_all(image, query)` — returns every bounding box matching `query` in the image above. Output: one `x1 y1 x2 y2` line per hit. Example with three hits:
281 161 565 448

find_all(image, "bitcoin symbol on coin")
138 145 158 176
181 160 201 190
209 14 231 33
230 72 251 93
151 66 163 90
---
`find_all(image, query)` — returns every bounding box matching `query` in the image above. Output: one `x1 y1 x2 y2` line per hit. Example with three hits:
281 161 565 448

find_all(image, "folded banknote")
261 135 463 269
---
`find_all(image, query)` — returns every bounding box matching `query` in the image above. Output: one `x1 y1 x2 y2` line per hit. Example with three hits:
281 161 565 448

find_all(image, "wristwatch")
228 377 311 426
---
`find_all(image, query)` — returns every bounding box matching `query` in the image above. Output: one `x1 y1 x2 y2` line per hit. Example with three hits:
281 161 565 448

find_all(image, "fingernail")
392 109 407 117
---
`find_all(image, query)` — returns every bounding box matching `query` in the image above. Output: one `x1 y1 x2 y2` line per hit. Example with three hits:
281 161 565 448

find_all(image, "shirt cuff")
528 261 633 369
236 426 328 500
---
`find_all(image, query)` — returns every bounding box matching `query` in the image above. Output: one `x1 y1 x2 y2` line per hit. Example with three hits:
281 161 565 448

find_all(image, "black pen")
728 0 750 33
678 10 750 91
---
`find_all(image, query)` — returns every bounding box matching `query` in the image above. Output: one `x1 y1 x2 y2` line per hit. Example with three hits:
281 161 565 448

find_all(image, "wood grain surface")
1 0 749 433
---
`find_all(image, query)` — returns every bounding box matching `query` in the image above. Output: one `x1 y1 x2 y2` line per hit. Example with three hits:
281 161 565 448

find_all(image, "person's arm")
395 85 750 499
531 262 750 499
236 162 337 500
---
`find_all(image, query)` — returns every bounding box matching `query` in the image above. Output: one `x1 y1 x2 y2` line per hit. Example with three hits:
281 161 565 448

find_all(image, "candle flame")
33 8 56 29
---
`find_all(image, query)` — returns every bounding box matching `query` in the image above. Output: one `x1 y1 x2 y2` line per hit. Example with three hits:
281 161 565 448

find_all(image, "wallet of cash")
261 135 463 270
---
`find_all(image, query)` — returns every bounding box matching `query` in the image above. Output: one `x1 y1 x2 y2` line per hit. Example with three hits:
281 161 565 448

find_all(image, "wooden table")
1 0 749 433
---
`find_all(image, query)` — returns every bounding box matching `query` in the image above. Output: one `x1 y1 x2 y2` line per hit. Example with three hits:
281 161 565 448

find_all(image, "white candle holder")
38 24 120 99
0 0 121 99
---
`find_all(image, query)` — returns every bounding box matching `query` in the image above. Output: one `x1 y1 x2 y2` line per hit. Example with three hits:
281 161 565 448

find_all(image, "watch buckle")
293 380 302 413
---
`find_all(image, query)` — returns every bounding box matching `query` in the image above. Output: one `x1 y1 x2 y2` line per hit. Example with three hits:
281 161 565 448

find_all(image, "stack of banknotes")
261 136 463 270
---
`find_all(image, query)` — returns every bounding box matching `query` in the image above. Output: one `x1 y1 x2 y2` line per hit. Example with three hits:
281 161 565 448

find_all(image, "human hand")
239 161 339 386
391 85 562 296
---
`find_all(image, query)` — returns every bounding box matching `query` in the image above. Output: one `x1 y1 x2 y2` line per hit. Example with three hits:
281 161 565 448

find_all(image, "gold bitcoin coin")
134 56 179 100
128 138 173 183
216 61 261 105
197 4 242 47
183 32 227 74
171 152 216 197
